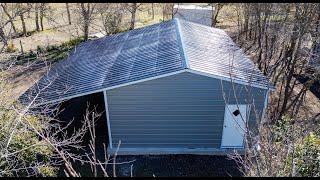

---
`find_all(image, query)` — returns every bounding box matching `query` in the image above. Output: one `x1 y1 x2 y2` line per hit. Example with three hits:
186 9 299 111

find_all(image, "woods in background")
0 3 320 177
232 3 320 120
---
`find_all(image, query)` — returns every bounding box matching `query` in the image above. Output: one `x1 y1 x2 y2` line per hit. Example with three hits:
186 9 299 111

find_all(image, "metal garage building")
20 18 273 155
173 4 214 26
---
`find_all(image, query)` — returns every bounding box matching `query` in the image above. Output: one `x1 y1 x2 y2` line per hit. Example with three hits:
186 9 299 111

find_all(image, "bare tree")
97 3 124 36
0 4 29 51
17 3 28 36
38 3 50 31
151 3 154 20
66 3 72 25
78 3 97 41
1 3 17 34
211 3 226 27
35 3 40 32
0 49 132 176
232 3 320 119
124 3 142 30
162 3 174 21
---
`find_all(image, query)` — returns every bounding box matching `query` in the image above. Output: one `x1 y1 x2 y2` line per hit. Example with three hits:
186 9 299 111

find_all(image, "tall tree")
66 3 72 25
17 3 27 36
79 3 96 41
39 3 49 31
123 3 148 30
130 3 137 30
162 3 174 20
1 3 17 34
151 3 154 20
211 3 225 27
35 3 40 31
97 3 124 36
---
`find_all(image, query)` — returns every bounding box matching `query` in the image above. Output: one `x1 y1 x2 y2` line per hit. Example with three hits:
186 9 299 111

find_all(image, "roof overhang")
32 69 274 107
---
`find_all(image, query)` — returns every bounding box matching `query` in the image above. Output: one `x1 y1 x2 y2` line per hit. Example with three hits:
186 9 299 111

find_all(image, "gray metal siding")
107 72 266 148
174 9 213 27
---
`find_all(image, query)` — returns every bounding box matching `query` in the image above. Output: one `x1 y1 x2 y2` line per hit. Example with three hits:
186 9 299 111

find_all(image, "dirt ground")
1 3 169 53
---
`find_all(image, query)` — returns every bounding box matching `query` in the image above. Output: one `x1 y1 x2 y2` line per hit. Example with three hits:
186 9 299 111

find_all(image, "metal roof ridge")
174 18 190 69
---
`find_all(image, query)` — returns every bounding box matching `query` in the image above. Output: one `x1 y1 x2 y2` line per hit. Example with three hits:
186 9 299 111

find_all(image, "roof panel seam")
174 18 189 69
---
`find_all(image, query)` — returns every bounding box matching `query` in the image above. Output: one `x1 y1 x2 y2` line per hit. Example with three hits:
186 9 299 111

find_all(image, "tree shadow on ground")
293 74 320 100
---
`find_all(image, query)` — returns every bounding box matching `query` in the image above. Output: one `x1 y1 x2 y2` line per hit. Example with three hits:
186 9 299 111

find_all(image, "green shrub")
295 132 320 177
61 37 85 48
0 108 57 177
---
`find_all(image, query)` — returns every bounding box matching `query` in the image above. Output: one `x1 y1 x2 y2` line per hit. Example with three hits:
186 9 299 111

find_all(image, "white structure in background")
306 21 320 73
173 4 214 27
88 31 106 40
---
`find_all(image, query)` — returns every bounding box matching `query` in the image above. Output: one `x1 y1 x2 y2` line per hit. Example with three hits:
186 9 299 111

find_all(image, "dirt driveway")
108 155 241 177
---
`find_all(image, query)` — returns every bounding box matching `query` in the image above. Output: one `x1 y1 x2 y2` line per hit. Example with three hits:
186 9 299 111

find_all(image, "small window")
233 109 240 116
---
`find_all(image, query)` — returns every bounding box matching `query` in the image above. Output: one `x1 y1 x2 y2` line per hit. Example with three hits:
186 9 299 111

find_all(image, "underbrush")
232 115 320 177
12 36 85 65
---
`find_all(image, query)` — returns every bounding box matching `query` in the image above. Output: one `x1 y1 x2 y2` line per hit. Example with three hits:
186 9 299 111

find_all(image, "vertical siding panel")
107 72 266 148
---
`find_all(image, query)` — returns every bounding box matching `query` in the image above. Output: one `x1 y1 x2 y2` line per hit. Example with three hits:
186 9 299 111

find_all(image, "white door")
221 104 249 148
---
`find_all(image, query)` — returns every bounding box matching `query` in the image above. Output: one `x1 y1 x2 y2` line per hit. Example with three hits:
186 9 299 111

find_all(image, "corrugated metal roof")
178 19 270 88
19 18 270 105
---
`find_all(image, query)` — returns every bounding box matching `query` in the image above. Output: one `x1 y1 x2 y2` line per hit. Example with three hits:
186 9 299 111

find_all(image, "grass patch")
6 43 18 53
14 36 85 65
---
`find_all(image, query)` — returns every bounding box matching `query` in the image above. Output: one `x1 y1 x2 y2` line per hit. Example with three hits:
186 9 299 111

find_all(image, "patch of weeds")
14 36 85 65
61 36 85 49
116 26 130 34
52 50 69 61
6 43 18 53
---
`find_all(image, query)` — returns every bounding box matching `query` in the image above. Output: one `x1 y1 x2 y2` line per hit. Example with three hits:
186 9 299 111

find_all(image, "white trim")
174 18 190 68
107 147 245 156
103 90 113 149
33 70 187 106
259 90 269 130
256 90 269 151
186 69 269 90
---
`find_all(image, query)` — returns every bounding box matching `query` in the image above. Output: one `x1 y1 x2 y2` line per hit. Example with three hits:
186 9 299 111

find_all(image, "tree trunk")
1 4 17 34
27 9 31 18
0 28 7 45
35 5 40 31
212 7 221 26
80 3 89 41
40 14 44 31
151 3 154 20
162 4 165 21
130 3 137 30
20 12 27 36
20 40 24 54
66 3 72 25
27 3 31 18
40 4 45 31
243 4 249 40
0 27 8 53
278 4 302 119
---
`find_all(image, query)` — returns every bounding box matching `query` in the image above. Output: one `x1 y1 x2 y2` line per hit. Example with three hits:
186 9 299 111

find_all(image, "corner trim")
174 18 189 69
103 90 113 149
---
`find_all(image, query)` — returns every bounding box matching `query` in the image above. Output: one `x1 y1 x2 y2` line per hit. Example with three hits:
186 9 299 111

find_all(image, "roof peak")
174 18 189 69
